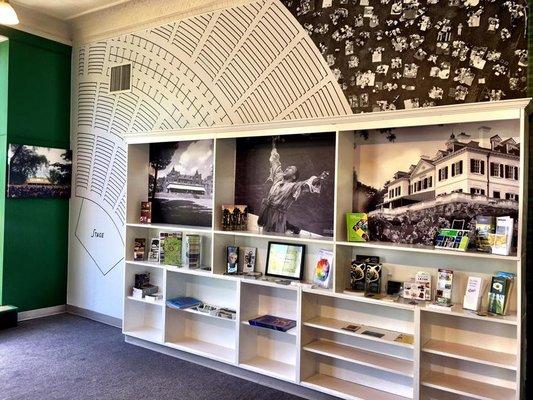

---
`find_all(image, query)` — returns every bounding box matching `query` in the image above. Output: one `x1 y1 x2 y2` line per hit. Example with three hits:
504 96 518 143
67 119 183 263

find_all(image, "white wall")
66 0 351 319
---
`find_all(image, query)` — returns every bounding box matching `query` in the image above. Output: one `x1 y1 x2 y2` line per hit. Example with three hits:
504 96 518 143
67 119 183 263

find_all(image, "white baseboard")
18 305 66 321
66 304 122 328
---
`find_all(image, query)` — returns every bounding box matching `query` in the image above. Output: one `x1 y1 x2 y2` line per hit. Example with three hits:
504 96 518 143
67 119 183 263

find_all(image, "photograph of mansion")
382 127 520 210
156 166 213 196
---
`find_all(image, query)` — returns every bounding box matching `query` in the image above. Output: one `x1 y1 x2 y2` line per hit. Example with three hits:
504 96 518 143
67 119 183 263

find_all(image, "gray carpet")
0 314 305 400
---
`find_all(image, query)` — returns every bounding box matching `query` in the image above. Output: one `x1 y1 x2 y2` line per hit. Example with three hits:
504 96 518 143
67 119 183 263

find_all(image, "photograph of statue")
235 133 335 238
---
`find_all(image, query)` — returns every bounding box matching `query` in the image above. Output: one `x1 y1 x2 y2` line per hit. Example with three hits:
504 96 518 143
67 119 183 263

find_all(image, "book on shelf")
313 249 333 289
248 315 296 332
488 216 513 256
239 246 256 273
140 201 152 224
434 227 469 252
394 333 414 345
463 276 485 311
182 234 201 269
487 272 515 315
403 271 431 302
133 238 146 261
147 237 160 263
226 245 239 274
475 216 495 252
166 297 202 310
346 213 369 242
435 269 453 305
160 232 182 266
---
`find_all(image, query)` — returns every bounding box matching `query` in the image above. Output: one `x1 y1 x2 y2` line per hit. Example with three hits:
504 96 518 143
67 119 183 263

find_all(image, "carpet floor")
0 314 305 400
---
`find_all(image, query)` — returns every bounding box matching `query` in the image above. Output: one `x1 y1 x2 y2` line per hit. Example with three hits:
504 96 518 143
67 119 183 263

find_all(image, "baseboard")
66 304 122 328
18 305 66 321
125 335 337 400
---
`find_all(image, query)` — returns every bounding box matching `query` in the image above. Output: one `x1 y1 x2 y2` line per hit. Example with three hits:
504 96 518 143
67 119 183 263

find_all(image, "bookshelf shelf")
304 287 416 311
335 241 519 261
125 260 166 269
178 307 236 323
302 374 412 400
166 338 236 364
124 100 529 400
126 296 164 307
303 317 414 350
420 304 518 325
213 229 334 245
239 356 296 383
126 222 212 233
124 326 164 343
303 339 414 377
421 339 517 370
421 372 516 400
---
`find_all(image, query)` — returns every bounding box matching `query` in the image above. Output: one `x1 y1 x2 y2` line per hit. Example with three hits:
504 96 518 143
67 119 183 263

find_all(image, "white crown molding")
10 3 72 45
70 0 254 45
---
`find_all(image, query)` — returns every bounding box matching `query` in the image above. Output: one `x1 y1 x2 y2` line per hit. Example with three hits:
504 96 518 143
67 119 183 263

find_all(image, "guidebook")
346 213 369 242
162 233 183 266
248 315 296 332
489 216 514 256
182 234 201 269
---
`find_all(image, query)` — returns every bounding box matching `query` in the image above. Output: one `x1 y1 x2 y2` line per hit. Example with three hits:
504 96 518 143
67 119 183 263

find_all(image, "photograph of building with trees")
148 139 213 226
353 121 520 245
7 144 72 199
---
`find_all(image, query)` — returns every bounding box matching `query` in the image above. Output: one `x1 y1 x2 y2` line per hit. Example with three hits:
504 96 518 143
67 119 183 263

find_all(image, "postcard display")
123 100 529 400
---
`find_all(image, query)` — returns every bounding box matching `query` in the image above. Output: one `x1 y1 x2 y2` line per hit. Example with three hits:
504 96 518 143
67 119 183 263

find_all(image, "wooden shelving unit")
123 100 529 400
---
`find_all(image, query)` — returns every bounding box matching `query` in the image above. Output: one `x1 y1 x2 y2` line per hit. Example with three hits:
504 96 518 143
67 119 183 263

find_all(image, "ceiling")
11 0 133 20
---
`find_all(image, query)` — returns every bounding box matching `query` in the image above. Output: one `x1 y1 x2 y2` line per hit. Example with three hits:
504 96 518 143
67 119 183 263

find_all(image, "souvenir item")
226 245 239 274
239 247 256 273
313 249 333 289
140 201 152 223
133 238 146 261
346 213 369 242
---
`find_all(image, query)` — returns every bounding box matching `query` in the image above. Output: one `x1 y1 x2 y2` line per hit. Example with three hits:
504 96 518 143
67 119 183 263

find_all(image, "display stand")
124 99 530 400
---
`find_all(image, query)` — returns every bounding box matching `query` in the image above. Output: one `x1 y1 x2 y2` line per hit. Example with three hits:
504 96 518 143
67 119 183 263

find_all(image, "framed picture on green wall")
7 144 72 199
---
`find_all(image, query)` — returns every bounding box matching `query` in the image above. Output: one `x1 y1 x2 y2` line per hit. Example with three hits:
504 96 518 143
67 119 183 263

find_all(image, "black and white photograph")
235 133 336 238
353 120 520 245
7 144 72 199
149 140 213 226
282 0 528 113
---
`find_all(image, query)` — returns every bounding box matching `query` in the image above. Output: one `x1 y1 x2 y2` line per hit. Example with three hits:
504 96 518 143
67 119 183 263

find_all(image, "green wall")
0 27 71 312
0 39 8 304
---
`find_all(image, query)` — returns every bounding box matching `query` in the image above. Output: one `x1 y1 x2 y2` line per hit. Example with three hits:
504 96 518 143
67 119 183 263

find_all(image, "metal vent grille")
110 64 131 93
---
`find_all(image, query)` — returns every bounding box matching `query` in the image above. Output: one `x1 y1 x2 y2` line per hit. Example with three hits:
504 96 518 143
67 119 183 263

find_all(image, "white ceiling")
11 0 133 20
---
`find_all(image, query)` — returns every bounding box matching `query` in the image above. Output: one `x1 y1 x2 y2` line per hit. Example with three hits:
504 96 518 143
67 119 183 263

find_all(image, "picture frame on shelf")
265 241 305 280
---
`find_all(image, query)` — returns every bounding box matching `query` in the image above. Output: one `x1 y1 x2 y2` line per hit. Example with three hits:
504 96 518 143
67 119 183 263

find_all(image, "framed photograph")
7 144 72 198
265 242 305 280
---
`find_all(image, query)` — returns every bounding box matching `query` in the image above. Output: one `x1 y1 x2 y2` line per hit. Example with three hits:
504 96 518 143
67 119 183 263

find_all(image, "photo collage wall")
283 0 528 113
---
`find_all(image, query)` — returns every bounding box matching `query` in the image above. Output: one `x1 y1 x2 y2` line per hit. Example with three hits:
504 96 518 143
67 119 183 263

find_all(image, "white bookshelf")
123 99 530 400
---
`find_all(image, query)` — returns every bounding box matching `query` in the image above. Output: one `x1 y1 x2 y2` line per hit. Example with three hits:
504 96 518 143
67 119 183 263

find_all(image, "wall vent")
110 64 131 93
